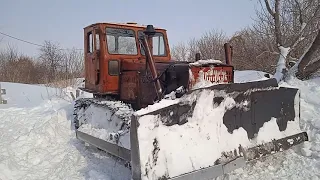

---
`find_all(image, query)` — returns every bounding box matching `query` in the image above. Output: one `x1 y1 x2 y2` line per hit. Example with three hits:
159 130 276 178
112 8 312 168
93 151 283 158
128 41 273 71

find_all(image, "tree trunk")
296 29 320 79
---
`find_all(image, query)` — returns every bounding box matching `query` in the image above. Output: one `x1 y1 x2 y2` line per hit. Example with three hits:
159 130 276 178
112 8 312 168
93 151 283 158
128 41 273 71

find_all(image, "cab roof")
84 22 166 31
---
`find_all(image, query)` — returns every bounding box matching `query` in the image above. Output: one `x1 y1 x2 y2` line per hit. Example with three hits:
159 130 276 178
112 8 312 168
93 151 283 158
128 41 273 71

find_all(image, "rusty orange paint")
83 23 171 95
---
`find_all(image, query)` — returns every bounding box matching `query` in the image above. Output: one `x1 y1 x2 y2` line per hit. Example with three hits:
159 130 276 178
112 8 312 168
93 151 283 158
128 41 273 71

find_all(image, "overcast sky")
0 0 260 57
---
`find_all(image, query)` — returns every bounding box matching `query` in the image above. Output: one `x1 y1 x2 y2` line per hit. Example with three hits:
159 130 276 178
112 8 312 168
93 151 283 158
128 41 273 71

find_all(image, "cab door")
85 27 100 91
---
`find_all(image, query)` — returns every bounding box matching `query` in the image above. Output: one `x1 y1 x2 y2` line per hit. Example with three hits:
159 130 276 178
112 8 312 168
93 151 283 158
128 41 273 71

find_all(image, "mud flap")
130 78 308 180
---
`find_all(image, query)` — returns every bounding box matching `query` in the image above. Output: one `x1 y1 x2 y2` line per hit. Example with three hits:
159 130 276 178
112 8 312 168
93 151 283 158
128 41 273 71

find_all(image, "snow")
136 70 271 116
135 99 179 116
273 46 290 82
226 75 320 180
0 82 131 180
254 117 301 144
136 77 302 179
137 90 252 179
79 124 131 150
0 69 320 180
189 59 223 66
234 70 271 83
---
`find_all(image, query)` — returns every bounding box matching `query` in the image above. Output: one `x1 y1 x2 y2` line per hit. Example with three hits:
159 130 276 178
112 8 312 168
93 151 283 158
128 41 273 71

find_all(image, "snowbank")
0 81 130 180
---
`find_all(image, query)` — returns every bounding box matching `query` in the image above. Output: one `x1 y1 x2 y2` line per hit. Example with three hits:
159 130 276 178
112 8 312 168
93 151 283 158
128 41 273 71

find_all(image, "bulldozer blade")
130 78 308 180
76 130 131 161
243 131 308 161
74 98 133 161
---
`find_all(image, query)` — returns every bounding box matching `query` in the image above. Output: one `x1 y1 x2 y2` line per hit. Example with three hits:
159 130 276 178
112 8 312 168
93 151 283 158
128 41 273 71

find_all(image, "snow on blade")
135 99 179 116
228 75 320 180
137 89 250 179
136 84 302 180
254 117 301 144
76 100 134 150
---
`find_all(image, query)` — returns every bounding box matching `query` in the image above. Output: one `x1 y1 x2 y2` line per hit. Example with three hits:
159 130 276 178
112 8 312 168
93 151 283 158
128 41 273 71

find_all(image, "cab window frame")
105 27 138 55
138 30 167 57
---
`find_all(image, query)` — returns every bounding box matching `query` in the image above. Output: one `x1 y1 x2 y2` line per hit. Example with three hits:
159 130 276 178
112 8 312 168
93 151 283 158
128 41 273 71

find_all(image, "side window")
138 31 166 56
153 34 166 56
95 33 100 51
107 35 116 53
87 32 93 53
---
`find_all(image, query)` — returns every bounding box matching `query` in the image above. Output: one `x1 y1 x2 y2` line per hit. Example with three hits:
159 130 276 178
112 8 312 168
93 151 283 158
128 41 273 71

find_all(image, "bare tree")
171 42 190 61
170 29 227 62
229 28 278 73
0 45 44 84
256 0 320 80
0 45 19 82
195 30 227 61
296 30 320 79
58 48 84 87
39 41 64 82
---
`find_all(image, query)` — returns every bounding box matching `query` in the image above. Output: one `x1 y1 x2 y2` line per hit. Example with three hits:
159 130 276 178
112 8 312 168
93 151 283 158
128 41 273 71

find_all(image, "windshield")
106 27 138 55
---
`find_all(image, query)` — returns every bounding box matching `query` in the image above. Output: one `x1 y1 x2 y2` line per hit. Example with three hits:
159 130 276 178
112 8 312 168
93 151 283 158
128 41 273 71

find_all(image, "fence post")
0 83 7 104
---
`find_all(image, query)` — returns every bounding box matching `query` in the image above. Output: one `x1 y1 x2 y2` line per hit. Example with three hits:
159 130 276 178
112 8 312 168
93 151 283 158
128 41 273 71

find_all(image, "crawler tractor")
74 22 308 180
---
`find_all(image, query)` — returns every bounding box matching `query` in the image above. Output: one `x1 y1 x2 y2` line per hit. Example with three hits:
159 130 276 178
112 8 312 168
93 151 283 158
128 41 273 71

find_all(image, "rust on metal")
82 22 235 107
224 43 232 65
141 34 163 100
120 71 139 101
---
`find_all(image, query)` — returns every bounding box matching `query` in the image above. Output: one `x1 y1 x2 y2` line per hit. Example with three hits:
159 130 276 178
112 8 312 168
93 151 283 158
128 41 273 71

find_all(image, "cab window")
106 27 137 55
138 31 166 56
87 32 93 53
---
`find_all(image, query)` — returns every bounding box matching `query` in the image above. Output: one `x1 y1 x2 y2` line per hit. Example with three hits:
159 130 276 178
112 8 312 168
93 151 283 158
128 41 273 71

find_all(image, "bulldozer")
73 22 308 180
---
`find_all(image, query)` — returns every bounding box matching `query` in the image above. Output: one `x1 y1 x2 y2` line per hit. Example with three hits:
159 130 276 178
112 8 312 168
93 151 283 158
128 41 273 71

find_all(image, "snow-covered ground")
0 70 319 180
0 82 131 180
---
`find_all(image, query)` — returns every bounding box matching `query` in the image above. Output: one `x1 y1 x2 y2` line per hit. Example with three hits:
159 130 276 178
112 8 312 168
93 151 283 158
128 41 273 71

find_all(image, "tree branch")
297 29 320 78
289 1 320 50
256 50 279 59
264 0 275 16
274 0 282 46
294 0 303 26
302 58 320 77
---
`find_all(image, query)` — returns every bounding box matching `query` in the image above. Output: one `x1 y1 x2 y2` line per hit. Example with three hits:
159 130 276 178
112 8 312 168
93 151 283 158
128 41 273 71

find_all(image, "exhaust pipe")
141 25 163 101
224 43 233 65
